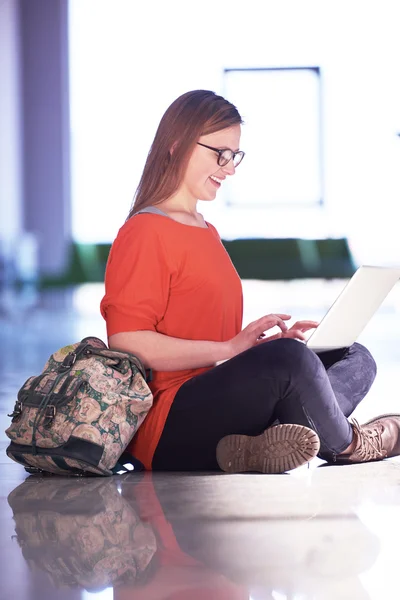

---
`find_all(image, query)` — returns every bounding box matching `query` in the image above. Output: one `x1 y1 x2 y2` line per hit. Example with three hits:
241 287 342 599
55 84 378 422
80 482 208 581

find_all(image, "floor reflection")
7 472 380 600
7 474 247 599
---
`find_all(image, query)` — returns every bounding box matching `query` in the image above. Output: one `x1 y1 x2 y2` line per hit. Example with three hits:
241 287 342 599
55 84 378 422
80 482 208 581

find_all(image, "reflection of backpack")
5 337 153 476
8 477 157 590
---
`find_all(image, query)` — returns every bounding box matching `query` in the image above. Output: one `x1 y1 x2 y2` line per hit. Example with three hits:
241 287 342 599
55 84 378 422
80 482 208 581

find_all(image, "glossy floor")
1 280 400 600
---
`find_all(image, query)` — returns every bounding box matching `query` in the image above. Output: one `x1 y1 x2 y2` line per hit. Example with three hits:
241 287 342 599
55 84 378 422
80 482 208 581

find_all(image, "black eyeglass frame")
196 142 245 167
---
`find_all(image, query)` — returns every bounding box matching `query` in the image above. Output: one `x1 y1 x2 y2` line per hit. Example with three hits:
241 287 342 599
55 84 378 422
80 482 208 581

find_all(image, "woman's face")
180 124 242 203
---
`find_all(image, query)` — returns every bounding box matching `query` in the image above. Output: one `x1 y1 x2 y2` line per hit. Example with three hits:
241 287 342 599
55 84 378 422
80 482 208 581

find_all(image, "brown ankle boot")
335 414 400 464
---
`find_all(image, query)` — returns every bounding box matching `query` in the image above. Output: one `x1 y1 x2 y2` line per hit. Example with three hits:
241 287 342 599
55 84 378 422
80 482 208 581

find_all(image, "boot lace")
350 419 386 461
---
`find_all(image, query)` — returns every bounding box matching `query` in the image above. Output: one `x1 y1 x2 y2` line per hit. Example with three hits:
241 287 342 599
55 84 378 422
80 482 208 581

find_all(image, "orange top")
100 213 243 469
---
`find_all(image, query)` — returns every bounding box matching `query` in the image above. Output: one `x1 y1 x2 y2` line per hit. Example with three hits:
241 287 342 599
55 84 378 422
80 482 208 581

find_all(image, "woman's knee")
350 342 377 384
255 338 323 374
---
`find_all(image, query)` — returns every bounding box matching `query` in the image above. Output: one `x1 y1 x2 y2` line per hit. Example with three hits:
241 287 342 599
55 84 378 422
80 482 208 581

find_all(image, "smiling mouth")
209 175 223 187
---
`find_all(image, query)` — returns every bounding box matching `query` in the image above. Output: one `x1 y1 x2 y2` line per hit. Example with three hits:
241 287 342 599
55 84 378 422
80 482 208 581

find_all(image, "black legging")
152 339 377 470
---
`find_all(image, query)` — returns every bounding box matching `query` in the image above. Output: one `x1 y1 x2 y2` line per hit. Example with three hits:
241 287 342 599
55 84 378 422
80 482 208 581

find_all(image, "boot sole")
216 424 320 474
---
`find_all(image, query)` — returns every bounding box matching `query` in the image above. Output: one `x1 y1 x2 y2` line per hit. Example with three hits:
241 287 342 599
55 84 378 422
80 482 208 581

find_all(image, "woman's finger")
285 329 307 341
250 315 290 337
290 320 319 332
263 314 291 332
258 332 283 343
259 313 291 324
260 329 306 343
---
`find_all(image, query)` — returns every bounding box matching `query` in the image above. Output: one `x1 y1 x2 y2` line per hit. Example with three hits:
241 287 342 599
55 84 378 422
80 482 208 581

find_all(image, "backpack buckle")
43 405 56 427
59 352 77 372
8 400 22 420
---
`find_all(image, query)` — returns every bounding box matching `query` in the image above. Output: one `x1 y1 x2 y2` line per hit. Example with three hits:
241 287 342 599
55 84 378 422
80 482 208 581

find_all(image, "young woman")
101 89 400 473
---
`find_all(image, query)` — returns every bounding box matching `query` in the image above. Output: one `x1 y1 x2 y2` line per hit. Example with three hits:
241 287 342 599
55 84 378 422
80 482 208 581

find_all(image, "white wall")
0 0 22 244
69 0 400 264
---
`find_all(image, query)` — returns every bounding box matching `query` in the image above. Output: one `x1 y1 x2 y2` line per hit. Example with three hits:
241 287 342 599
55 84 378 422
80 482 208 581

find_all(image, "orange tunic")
100 213 243 469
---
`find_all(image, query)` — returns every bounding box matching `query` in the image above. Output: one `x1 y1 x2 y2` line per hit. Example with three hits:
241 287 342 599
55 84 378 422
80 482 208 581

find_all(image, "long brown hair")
127 90 243 219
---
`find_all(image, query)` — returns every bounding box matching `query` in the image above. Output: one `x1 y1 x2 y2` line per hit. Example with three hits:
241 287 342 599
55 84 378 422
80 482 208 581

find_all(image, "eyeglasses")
197 142 245 167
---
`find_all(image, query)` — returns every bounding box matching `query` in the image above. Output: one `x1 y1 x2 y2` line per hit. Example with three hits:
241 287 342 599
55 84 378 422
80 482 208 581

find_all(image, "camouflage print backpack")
5 337 153 476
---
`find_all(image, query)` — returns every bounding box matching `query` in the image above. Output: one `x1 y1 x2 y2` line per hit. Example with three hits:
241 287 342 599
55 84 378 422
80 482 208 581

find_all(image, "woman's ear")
169 141 178 155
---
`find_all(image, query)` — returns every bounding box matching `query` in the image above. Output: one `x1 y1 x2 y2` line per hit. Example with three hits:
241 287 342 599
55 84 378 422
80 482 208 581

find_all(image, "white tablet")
306 265 400 353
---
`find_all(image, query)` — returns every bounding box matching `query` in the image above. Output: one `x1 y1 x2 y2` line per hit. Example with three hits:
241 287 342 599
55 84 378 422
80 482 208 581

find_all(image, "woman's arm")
109 330 230 371
109 313 292 371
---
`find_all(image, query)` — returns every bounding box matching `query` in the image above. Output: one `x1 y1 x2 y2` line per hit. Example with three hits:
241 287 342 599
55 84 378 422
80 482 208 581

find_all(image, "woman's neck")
160 187 199 214
155 198 207 228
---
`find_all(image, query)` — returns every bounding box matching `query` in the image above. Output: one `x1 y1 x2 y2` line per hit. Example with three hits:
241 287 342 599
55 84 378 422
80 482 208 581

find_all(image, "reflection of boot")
334 414 400 464
216 424 320 473
185 513 379 594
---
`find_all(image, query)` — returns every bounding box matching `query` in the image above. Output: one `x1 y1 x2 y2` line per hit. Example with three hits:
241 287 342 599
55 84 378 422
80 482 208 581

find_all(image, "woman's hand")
227 314 291 358
263 320 319 343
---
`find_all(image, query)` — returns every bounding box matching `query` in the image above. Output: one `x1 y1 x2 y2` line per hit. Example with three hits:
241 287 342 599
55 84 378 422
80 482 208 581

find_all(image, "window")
222 67 323 208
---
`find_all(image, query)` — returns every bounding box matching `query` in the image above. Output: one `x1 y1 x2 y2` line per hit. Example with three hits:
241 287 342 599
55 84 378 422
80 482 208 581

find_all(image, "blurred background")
1 0 400 304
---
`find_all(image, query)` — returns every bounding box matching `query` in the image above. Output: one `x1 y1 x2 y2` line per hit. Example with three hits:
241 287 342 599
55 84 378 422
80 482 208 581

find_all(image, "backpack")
5 336 153 476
